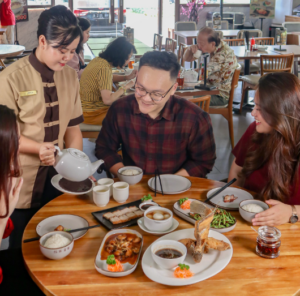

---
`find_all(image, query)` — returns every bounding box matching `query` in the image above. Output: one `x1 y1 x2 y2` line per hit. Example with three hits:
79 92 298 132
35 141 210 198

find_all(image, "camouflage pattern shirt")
207 40 238 100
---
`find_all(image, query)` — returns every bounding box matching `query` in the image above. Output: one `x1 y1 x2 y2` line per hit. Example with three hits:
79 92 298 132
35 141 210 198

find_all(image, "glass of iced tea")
177 77 184 86
128 60 134 69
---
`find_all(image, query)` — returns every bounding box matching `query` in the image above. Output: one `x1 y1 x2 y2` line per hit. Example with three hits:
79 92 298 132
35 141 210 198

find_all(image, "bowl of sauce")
151 240 187 269
139 201 159 212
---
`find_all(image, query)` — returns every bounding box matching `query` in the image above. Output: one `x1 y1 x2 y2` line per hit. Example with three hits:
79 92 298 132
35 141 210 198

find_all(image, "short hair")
37 6 83 49
99 37 137 68
139 51 180 81
78 17 90 32
199 26 221 47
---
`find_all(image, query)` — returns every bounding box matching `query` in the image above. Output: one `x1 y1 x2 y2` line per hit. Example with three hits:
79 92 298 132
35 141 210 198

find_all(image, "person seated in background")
0 0 15 44
95 51 216 177
80 37 137 125
183 26 237 107
67 17 91 79
228 72 300 227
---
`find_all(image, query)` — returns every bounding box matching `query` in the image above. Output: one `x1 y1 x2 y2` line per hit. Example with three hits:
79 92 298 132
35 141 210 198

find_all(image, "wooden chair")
240 54 294 114
80 124 102 139
237 29 263 39
177 42 187 65
254 37 274 45
168 28 175 39
223 39 244 46
153 34 163 51
209 64 241 148
184 95 211 113
165 38 177 53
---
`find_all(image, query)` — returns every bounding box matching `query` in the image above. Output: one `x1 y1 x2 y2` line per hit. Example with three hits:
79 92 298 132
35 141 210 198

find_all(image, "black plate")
92 200 143 230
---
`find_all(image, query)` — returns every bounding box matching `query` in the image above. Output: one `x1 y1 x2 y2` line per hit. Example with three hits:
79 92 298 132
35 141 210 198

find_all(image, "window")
180 0 250 3
27 0 51 6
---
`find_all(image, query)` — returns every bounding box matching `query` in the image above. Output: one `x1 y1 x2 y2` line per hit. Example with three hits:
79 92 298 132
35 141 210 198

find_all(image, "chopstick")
157 168 164 195
204 178 237 203
23 224 101 243
155 170 157 197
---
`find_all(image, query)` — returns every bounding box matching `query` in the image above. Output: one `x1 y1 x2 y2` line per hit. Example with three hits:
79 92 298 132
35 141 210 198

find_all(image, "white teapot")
54 147 104 182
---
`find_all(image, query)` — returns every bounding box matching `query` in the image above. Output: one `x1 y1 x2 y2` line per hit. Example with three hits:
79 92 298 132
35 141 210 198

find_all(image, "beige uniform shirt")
0 52 83 209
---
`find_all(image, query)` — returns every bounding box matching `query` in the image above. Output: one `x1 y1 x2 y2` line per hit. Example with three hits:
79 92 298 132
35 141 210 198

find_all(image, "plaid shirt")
95 94 216 177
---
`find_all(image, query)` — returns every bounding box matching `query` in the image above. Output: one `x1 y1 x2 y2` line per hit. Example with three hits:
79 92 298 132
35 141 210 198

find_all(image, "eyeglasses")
134 82 174 102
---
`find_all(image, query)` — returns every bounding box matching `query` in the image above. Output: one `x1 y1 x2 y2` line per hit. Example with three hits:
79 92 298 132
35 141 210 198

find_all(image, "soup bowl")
151 239 187 269
39 231 74 260
144 206 173 232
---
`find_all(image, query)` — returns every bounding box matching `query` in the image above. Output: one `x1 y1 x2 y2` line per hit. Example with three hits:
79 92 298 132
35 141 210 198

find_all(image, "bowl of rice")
39 231 74 260
117 166 143 185
239 199 269 223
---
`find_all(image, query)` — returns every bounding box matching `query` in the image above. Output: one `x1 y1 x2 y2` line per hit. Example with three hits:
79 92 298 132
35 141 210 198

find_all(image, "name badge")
19 90 37 96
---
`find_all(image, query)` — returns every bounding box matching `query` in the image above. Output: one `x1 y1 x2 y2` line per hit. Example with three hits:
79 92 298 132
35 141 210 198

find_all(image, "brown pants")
83 107 109 125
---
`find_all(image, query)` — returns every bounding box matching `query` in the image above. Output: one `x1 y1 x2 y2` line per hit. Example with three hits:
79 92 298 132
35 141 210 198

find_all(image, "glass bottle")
256 226 281 259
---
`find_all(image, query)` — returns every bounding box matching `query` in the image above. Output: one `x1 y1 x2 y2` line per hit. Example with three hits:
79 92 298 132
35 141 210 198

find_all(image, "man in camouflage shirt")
184 27 238 106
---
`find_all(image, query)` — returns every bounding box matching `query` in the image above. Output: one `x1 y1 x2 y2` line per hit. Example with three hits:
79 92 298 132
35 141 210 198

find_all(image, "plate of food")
142 210 232 286
252 8 270 17
51 174 94 195
112 69 126 74
95 229 143 277
207 187 253 211
36 214 89 240
92 199 148 230
148 175 192 195
173 199 236 233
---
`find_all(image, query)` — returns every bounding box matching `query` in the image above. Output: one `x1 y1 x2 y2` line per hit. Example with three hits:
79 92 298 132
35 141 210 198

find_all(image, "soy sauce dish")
139 201 159 212
151 240 187 269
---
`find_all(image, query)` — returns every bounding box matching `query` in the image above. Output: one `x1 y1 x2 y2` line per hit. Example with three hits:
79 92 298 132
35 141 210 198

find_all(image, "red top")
0 0 16 27
0 218 14 284
232 122 300 205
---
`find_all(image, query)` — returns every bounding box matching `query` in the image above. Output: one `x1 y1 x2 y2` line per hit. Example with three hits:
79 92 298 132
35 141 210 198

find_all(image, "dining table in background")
22 176 300 296
0 44 25 68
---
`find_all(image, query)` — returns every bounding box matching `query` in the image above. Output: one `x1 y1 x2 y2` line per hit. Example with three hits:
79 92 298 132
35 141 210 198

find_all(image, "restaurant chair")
165 38 177 53
240 54 294 114
209 64 241 148
175 21 197 45
222 38 244 46
177 42 192 68
206 20 229 30
80 123 102 139
184 95 211 113
237 29 263 39
153 34 163 51
254 37 274 45
168 28 175 39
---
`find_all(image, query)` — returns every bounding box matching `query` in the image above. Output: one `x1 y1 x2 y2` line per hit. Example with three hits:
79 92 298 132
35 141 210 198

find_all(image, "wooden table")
174 30 240 45
22 176 300 296
0 44 25 68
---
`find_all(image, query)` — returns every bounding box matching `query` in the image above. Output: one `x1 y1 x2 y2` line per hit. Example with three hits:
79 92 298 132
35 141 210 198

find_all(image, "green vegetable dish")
141 194 153 202
211 209 236 228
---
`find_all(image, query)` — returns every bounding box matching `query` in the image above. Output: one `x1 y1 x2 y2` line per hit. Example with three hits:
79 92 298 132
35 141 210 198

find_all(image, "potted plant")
181 0 206 24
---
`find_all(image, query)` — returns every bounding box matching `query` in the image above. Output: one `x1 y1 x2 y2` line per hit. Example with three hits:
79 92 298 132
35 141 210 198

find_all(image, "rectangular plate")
92 200 143 230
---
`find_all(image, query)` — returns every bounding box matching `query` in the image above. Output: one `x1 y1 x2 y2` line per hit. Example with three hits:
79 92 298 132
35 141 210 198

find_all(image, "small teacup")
113 182 129 203
97 178 114 197
93 185 110 207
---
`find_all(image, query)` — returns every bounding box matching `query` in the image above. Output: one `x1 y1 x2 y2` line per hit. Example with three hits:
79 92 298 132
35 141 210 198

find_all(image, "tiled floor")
84 82 256 182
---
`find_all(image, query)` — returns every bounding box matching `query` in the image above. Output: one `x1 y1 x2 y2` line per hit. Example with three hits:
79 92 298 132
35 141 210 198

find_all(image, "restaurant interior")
1 0 300 295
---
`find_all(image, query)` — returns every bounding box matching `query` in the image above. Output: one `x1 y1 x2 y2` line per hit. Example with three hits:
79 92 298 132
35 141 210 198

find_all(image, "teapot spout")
91 159 105 175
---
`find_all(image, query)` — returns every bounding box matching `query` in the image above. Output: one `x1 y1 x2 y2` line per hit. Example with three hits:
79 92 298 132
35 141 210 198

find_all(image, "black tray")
92 200 143 230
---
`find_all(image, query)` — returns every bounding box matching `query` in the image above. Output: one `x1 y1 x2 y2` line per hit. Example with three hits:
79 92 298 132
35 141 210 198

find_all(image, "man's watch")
290 205 298 224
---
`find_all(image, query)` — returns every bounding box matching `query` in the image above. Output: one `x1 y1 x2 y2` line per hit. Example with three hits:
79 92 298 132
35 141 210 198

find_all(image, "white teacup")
113 182 129 203
93 185 110 207
97 178 114 197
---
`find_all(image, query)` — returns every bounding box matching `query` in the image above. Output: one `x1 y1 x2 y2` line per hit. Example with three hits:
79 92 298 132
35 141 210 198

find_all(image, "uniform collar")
29 48 54 82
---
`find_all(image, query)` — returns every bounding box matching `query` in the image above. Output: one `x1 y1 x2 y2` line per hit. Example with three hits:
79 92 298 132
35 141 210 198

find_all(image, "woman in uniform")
0 5 84 248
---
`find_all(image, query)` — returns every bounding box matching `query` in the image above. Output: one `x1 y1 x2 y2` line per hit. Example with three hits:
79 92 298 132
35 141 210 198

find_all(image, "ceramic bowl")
39 231 74 260
144 206 173 232
139 201 159 212
239 199 269 223
151 240 187 269
117 166 143 185
211 219 237 233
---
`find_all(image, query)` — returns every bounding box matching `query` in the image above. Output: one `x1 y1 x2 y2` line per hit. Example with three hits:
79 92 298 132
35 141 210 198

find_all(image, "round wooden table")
22 176 300 295
0 44 25 68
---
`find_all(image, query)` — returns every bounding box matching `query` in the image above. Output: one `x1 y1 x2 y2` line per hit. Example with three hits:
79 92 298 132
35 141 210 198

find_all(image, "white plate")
173 200 236 233
94 229 143 277
36 214 89 240
142 228 233 286
207 187 253 210
137 217 179 235
148 175 192 195
184 82 200 87
51 174 94 195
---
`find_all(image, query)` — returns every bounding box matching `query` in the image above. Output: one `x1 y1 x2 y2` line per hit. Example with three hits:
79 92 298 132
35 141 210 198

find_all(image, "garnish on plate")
189 212 201 221
106 255 124 272
211 208 236 229
141 194 153 202
179 198 191 210
174 263 194 278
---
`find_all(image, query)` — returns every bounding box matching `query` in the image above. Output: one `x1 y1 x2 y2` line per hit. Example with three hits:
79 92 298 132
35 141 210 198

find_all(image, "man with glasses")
184 27 237 107
95 51 216 177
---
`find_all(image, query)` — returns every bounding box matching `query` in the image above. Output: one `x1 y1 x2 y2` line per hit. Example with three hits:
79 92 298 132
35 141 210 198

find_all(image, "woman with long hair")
229 72 300 226
67 17 91 79
0 5 84 248
80 36 137 125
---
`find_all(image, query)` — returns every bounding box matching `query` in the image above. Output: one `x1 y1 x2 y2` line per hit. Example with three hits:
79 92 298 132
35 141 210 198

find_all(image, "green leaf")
106 255 116 265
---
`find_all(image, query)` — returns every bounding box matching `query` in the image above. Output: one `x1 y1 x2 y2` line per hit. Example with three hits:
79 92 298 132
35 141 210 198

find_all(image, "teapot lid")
68 148 89 162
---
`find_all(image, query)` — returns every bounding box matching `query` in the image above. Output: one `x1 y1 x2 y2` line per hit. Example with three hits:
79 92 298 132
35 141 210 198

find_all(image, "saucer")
137 217 179 235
